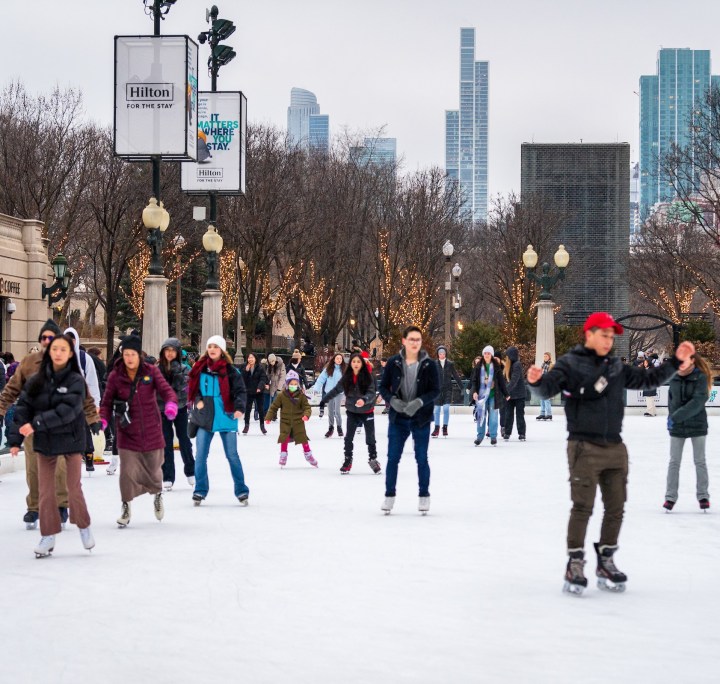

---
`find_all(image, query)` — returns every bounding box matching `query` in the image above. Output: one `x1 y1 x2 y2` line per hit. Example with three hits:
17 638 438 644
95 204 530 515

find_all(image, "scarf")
188 356 234 414
475 362 494 422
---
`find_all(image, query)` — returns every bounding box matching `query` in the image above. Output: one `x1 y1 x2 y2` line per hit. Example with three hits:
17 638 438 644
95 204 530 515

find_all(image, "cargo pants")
566 439 628 550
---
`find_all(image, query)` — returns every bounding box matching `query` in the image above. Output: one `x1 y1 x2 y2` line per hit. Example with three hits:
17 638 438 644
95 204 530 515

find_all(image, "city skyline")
1 1 720 197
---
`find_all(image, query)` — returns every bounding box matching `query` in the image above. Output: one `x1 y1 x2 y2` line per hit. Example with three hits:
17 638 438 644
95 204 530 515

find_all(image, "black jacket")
434 359 463 405
324 374 377 415
470 360 508 410
379 350 440 427
668 368 709 438
505 347 526 400
158 359 189 408
10 365 87 456
242 363 269 395
530 344 679 444
286 361 307 389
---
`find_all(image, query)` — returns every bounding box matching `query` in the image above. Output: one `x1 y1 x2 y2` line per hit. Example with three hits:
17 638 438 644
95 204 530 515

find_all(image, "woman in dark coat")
9 333 95 557
664 353 712 511
100 335 177 528
432 345 464 438
241 352 269 435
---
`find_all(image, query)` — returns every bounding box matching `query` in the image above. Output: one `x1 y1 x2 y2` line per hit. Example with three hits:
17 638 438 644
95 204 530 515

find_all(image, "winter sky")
3 0 720 196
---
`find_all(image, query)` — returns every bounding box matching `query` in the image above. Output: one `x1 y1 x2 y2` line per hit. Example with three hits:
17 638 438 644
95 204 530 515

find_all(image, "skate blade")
382 510 391 515
35 552 53 558
117 521 129 528
420 511 429 516
193 501 202 506
562 581 586 596
597 578 626 593
26 523 38 531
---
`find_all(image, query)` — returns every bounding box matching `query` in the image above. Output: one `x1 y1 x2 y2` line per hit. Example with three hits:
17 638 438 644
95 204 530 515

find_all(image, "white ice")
1 412 719 684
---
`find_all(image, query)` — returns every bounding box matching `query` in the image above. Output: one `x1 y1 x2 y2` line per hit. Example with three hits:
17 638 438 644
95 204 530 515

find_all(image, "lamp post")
201 225 224 344
234 256 245 364
442 241 454 347
522 244 570 367
141 197 171 356
172 234 185 340
42 253 71 307
451 262 461 339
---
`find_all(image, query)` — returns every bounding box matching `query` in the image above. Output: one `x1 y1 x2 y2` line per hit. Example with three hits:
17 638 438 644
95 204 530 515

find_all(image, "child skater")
265 370 316 468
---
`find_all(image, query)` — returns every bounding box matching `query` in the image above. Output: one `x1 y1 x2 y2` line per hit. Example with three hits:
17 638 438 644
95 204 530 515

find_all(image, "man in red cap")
527 312 695 596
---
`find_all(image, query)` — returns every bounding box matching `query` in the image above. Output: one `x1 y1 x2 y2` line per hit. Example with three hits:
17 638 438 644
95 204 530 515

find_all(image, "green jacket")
668 368 709 438
266 389 312 444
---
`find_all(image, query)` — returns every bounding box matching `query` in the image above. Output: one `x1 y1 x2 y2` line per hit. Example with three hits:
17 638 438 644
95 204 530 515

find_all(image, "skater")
286 349 307 389
8 333 96 557
187 335 250 505
241 353 268 435
378 326 440 514
641 358 658 416
158 338 195 490
470 346 507 446
266 353 286 417
315 353 345 438
432 345 463 438
100 335 178 526
0 320 98 530
265 370 316 467
537 352 554 421
527 312 695 595
503 346 526 441
322 353 380 474
664 352 712 511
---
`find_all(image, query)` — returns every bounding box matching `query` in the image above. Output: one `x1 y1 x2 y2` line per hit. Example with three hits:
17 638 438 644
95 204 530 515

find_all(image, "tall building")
630 161 640 240
287 87 329 153
639 48 718 219
352 137 397 167
445 28 488 222
520 144 630 323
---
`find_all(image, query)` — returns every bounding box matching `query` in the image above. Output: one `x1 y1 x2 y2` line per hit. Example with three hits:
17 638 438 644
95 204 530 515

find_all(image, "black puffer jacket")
324 373 377 415
530 344 679 444
243 363 269 395
10 365 87 456
668 368 709 438
505 347 527 400
434 359 463 405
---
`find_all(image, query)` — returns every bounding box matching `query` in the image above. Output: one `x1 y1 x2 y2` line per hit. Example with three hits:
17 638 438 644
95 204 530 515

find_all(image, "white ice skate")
106 455 119 476
34 535 55 558
418 496 431 515
79 526 95 551
154 493 164 521
381 496 395 515
163 481 173 491
117 501 131 527
187 476 196 486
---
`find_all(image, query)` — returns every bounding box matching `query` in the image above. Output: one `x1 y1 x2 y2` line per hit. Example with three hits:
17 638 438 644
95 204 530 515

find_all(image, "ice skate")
442 426 448 438
419 496 431 515
154 493 164 521
59 507 68 530
163 481 173 491
117 501 131 527
340 455 353 474
84 453 95 474
279 451 288 467
238 493 249 506
431 426 440 438
337 425 344 437
381 496 395 515
699 498 710 511
368 458 382 474
318 405 325 418
187 476 195 486
594 543 627 592
23 510 38 530
106 455 119 476
490 438 497 446
192 493 204 506
563 549 588 596
304 450 318 468
474 438 482 446
34 535 55 559
325 426 334 438
79 526 95 551
663 500 675 512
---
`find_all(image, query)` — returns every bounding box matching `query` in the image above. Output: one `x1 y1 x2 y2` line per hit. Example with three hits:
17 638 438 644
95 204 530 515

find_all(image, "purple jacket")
100 360 176 452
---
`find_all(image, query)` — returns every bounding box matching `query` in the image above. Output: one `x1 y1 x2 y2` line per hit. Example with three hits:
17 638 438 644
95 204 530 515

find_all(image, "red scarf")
188 356 234 414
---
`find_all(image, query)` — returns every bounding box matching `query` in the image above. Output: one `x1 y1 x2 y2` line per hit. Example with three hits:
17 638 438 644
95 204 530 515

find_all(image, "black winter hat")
38 319 62 342
120 334 143 354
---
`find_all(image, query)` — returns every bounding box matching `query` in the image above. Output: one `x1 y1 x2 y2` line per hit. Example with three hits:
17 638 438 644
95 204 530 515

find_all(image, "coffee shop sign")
0 278 21 295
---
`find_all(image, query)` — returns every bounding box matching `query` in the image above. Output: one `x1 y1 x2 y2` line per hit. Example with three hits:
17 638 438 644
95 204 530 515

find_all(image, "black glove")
90 422 102 435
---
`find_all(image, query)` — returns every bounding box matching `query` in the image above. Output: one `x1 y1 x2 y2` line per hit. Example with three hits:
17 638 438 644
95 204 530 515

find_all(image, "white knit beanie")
206 335 227 352
482 345 494 356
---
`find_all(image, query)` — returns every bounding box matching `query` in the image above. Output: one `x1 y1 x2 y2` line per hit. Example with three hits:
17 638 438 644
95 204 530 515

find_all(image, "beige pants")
37 453 90 536
645 396 656 416
25 433 69 511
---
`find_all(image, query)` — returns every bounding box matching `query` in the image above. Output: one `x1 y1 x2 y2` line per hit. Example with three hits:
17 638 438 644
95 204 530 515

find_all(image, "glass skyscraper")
352 137 397 167
445 28 488 222
287 87 329 153
639 49 718 219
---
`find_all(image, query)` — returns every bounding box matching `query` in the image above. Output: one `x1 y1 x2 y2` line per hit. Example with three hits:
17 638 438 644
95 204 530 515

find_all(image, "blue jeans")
161 407 195 483
540 398 552 417
385 417 431 497
433 404 450 426
194 428 249 499
476 405 499 440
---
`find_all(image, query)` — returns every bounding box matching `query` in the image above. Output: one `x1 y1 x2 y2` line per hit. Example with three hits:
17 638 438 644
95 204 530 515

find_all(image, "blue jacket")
315 364 343 396
198 366 246 433
379 350 440 427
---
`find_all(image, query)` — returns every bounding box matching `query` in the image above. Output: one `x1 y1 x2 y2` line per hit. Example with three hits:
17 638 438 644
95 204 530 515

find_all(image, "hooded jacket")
504 347 527 400
470 358 508 410
64 327 101 407
266 386 312 444
267 358 287 395
323 372 376 415
668 367 709 438
434 355 464 405
158 338 189 408
379 349 440 427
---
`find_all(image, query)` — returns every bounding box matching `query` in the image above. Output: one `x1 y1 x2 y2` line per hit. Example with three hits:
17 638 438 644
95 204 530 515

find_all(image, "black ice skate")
192 493 204 506
563 549 588 596
325 426 334 438
663 500 675 512
337 425 344 437
594 543 627 592
340 455 353 474
23 510 39 530
59 507 68 530
699 498 710 511
368 458 382 474
442 426 448 438
431 426 440 438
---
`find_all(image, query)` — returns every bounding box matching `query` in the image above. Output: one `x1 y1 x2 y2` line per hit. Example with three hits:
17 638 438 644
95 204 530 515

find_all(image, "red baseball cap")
583 312 624 334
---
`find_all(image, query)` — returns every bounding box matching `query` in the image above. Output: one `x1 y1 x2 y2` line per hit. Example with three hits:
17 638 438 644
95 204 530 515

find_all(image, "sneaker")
431 426 440 438
418 496 431 514
304 450 318 468
34 535 56 558
279 451 288 467
23 510 39 530
381 496 395 514
340 456 353 474
699 498 710 510
187 475 196 486
79 526 95 551
117 501 131 527
242 425 249 435
84 454 95 472
163 481 173 491
663 500 675 511
238 493 249 506
153 493 164 521
325 426 334 439
337 426 344 437
59 507 68 530
442 426 448 437
368 458 382 474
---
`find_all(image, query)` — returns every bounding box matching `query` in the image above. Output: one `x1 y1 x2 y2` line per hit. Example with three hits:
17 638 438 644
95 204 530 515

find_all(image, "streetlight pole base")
201 289 224 348
143 275 170 358
535 299 556 367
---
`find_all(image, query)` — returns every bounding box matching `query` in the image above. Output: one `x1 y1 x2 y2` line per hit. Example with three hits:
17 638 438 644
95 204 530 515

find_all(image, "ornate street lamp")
42 253 71 306
202 225 223 289
443 241 454 346
143 197 170 275
522 244 570 300
172 234 185 339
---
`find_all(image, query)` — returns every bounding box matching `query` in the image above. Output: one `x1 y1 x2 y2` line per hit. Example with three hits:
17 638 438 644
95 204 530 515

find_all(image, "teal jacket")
198 368 242 433
668 368 709 438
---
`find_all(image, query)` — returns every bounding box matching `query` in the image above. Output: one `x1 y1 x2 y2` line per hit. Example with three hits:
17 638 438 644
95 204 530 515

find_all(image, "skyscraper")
352 137 397 167
287 87 329 153
639 49 718 219
445 28 488 222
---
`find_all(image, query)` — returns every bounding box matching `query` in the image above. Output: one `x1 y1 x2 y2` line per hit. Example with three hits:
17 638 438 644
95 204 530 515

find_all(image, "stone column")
142 275 169 358
201 290 223 347
535 299 556 367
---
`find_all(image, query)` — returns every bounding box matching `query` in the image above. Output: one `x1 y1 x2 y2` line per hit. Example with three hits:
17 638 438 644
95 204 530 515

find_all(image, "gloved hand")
90 422 102 435
404 398 424 417
390 397 407 413
302 415 309 422
101 418 108 431
666 416 674 431
164 401 178 421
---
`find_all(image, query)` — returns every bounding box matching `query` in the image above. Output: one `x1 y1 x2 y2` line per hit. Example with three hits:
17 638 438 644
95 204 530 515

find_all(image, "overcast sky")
3 0 720 195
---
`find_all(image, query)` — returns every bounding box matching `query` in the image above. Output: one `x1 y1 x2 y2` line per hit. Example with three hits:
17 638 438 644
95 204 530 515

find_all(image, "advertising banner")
181 91 247 194
626 385 720 407
114 35 198 160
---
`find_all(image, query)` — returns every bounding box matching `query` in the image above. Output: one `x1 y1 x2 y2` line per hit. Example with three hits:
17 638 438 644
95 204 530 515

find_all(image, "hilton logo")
197 169 223 178
126 83 174 102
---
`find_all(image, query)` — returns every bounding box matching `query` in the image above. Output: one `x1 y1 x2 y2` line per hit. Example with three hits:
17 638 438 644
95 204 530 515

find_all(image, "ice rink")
1 412 718 684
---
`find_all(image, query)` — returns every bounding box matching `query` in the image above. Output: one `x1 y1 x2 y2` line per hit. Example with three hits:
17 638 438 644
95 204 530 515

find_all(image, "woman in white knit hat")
187 336 250 506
